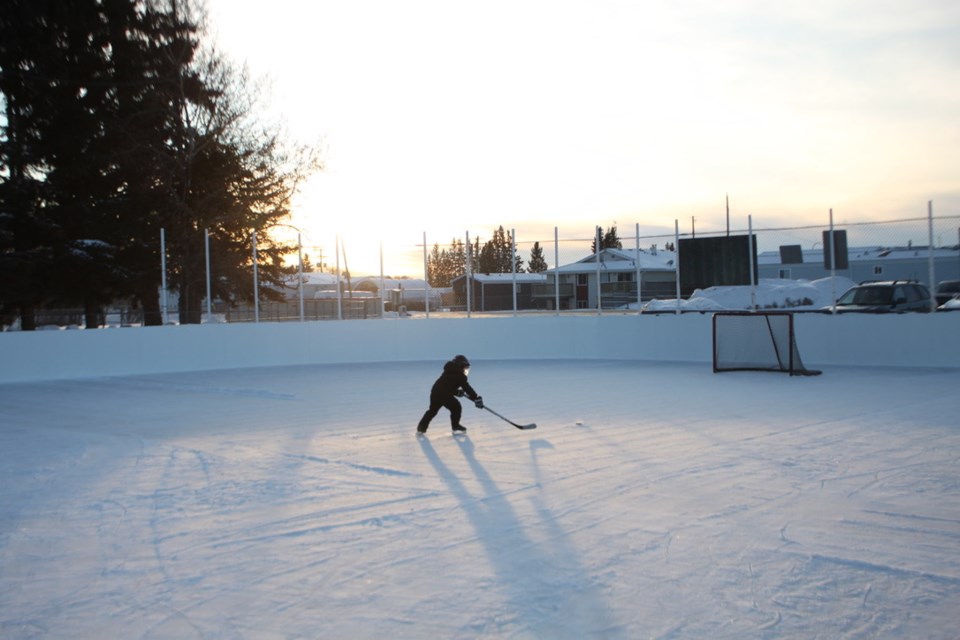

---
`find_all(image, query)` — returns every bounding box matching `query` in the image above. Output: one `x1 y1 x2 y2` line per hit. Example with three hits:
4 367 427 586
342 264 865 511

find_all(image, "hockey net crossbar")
713 311 821 376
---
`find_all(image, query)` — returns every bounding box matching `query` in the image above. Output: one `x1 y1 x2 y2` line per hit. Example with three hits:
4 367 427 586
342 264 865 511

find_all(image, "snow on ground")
641 276 857 312
2 358 959 639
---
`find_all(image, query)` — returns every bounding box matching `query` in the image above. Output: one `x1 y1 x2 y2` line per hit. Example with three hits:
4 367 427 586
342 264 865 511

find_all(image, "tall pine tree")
0 0 319 327
426 238 467 287
591 225 623 253
476 226 523 274
527 241 548 272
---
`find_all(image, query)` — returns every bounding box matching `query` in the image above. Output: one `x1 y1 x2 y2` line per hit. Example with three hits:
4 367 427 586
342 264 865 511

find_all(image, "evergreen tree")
514 242 525 273
0 0 117 328
450 238 466 282
427 243 454 288
0 0 319 327
471 236 480 271
426 238 468 287
605 226 623 250
527 241 548 272
591 225 623 253
476 226 521 273
476 236 496 274
427 244 442 287
450 239 463 276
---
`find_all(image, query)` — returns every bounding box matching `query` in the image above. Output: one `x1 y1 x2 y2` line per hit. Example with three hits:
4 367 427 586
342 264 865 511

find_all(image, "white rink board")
1 313 958 383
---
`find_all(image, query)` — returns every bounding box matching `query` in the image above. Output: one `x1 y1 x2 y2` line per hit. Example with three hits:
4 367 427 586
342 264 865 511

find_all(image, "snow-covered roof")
296 273 431 290
551 247 678 273
301 272 342 286
455 273 548 284
757 245 959 265
354 276 428 289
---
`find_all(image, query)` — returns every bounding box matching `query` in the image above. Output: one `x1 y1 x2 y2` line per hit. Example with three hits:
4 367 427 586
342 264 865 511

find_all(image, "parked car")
937 291 960 311
934 280 960 307
827 280 933 313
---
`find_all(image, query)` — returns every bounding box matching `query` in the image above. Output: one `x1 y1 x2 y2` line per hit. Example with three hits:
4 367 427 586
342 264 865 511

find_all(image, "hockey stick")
483 405 537 430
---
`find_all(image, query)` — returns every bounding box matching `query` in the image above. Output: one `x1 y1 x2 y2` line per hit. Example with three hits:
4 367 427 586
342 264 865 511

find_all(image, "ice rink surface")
2 360 959 638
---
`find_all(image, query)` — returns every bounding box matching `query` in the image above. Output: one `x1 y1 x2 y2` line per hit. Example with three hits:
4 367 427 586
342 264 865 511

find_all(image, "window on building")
779 268 792 279
873 265 883 276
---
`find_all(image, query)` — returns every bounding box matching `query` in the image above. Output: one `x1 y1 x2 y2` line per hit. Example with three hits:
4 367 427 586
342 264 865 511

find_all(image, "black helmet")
453 354 470 368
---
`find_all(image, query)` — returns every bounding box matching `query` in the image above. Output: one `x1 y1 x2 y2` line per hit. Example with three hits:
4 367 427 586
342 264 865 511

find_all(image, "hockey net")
713 311 821 376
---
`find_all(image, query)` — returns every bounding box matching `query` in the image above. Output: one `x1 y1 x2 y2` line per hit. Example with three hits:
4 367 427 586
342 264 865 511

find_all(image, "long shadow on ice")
418 435 616 637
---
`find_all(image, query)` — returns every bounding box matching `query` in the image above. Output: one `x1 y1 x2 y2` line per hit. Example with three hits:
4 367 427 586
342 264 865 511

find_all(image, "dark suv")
829 280 933 313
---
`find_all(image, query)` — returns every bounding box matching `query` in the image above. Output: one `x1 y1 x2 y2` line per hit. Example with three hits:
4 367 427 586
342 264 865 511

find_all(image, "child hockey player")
417 355 483 434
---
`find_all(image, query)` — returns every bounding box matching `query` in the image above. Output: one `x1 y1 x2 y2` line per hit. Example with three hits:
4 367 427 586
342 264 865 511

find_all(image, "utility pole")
726 193 730 236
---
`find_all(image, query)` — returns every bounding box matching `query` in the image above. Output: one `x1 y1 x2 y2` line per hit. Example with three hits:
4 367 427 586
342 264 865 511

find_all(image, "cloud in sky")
206 0 959 272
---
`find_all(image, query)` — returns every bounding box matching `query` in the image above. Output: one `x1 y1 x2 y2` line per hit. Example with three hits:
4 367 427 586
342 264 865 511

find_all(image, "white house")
541 247 679 309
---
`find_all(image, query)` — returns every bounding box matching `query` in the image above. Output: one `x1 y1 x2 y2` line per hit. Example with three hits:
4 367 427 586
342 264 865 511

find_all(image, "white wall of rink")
1 313 957 383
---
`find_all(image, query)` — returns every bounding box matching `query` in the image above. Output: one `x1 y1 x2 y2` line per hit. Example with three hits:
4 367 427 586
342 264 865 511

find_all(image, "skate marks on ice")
109 375 299 401
0 427 437 638
473 363 960 638
280 452 419 479
2 361 960 638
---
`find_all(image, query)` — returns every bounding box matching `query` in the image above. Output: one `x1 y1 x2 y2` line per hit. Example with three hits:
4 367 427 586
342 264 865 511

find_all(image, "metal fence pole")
595 226 602 315
674 220 681 315
160 228 168 325
511 228 517 316
829 209 836 313
252 230 259 323
466 231 472 317
335 235 342 320
635 222 642 313
554 226 560 315
927 200 936 311
205 228 213 322
423 231 430 318
297 232 304 322
748 215 756 310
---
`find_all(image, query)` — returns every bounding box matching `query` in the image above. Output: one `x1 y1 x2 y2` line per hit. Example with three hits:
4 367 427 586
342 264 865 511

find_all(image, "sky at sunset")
204 0 959 274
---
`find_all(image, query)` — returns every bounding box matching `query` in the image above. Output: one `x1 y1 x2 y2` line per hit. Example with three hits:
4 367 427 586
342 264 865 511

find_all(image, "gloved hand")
455 389 466 397
474 396 484 409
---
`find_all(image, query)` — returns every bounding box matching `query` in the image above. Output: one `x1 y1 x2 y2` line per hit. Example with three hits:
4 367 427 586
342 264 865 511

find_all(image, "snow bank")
642 276 857 312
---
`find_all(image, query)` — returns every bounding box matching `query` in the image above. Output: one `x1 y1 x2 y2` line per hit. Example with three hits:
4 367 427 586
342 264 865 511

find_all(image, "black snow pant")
418 394 462 431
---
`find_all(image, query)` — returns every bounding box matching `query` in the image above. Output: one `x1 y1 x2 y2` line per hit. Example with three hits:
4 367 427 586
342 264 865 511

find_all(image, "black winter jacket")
431 360 478 401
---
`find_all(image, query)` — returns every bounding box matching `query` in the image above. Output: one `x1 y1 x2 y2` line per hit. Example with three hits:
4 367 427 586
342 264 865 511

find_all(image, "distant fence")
5 208 960 330
225 298 383 322
394 210 960 314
